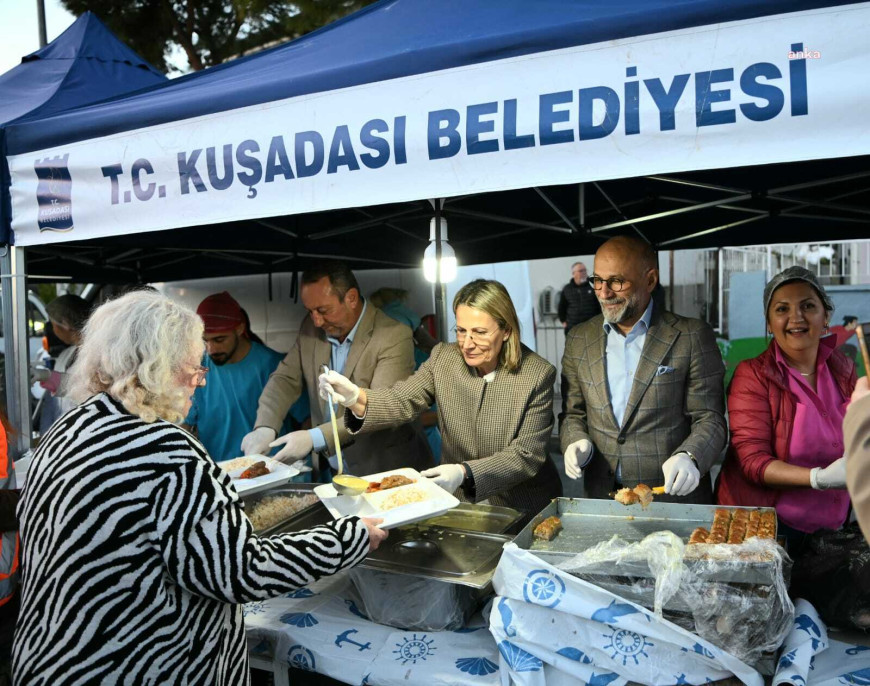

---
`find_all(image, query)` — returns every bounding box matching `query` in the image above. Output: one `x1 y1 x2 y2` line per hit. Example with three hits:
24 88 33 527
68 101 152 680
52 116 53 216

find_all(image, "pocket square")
656 365 675 376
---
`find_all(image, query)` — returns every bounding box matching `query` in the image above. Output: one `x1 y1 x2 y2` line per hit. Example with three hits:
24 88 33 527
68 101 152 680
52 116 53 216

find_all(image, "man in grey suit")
559 236 726 503
241 261 432 477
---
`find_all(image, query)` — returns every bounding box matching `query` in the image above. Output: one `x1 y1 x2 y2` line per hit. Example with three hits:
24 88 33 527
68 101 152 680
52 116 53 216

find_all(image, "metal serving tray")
361 526 511 589
352 527 511 631
412 502 524 534
241 483 323 535
515 499 781 586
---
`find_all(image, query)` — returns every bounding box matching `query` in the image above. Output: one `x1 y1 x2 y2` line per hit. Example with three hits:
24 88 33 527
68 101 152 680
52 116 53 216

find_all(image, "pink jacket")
715 336 855 508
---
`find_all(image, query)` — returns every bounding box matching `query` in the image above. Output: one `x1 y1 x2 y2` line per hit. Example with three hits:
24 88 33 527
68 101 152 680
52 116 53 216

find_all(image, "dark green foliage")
60 0 378 73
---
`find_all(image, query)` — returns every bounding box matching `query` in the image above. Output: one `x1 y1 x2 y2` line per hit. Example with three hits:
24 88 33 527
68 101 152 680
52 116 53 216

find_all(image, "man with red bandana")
183 291 303 461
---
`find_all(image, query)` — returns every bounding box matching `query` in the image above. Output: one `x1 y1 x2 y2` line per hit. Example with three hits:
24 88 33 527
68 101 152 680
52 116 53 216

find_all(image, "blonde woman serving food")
319 279 562 517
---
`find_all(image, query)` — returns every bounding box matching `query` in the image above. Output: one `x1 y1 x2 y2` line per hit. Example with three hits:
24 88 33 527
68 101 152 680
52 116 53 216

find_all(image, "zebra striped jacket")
13 393 369 686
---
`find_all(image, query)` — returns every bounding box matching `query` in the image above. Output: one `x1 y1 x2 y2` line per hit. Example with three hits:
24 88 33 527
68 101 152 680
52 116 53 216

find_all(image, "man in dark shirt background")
558 261 599 336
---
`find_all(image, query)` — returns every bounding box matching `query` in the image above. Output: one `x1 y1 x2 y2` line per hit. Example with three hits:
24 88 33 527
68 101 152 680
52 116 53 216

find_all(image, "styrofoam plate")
218 456 300 496
313 467 460 530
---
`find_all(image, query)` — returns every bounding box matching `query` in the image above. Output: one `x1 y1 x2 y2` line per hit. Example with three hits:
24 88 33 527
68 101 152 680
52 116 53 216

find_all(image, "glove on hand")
811 457 847 490
662 452 700 496
563 439 593 480
39 371 63 394
318 370 361 407
421 464 465 493
240 427 276 456
269 430 314 463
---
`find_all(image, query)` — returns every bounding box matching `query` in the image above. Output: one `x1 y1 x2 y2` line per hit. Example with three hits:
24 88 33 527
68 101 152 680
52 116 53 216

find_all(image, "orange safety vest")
0 425 19 606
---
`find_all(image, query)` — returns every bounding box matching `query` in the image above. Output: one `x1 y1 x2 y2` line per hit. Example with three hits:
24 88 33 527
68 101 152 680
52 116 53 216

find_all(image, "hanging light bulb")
423 217 457 283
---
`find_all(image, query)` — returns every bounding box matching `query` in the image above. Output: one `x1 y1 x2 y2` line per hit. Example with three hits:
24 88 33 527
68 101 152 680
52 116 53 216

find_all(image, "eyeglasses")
590 276 629 292
453 327 499 345
190 365 209 387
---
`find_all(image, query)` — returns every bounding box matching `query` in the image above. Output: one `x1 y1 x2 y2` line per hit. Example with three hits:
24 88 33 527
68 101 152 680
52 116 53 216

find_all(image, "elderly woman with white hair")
13 291 386 685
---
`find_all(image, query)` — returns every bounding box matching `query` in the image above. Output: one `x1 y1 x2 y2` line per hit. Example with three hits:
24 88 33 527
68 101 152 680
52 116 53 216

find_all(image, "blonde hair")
452 279 522 372
68 291 204 423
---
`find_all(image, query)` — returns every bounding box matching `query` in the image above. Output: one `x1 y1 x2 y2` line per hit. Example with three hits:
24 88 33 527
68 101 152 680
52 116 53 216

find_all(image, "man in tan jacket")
241 261 432 477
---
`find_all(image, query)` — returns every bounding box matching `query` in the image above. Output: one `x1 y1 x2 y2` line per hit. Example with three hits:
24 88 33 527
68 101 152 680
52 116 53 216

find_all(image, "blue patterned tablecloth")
244 570 500 685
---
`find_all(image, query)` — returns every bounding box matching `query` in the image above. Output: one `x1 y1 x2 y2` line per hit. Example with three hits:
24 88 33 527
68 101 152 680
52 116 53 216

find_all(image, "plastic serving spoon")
321 364 368 497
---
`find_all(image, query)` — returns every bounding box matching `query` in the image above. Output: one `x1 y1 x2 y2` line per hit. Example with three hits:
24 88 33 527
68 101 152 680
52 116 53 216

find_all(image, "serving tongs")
320 364 368 497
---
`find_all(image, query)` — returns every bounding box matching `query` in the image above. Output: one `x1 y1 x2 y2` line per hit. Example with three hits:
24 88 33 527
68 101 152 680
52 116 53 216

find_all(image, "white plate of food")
217 455 300 496
313 467 460 530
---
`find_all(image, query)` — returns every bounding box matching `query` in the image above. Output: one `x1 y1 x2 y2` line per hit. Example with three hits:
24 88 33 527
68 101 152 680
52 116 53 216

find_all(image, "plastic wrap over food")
555 531 687 615
554 532 794 665
349 568 484 631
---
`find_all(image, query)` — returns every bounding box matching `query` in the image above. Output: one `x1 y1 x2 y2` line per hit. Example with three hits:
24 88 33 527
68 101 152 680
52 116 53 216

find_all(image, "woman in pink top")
716 267 856 552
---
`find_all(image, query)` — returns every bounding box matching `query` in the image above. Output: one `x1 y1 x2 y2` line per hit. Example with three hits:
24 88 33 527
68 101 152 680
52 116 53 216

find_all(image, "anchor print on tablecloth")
287 645 316 672
601 628 654 666
334 629 371 652
497 641 542 673
279 612 319 628
522 569 566 608
393 634 436 665
455 657 498 676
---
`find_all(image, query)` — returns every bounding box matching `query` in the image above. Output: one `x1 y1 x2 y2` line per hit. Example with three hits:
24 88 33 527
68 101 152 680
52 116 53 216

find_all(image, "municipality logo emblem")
35 153 73 233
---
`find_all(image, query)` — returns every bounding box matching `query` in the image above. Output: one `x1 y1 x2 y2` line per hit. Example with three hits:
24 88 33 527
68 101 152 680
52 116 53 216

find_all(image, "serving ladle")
321 364 368 497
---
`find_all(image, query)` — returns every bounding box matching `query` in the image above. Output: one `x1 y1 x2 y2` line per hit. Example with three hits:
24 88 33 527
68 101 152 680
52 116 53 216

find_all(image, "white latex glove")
564 439 593 480
422 464 465 494
318 370 360 407
662 452 700 496
241 427 276 456
30 365 51 384
811 457 847 490
269 430 314 463
289 459 313 474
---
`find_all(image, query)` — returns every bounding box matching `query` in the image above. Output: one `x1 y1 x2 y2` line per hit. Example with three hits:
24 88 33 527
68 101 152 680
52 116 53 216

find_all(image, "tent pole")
433 199 448 342
36 0 47 47
1 246 32 458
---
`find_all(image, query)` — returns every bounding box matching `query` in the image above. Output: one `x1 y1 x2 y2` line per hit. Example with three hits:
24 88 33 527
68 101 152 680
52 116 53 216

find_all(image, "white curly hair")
68 290 204 423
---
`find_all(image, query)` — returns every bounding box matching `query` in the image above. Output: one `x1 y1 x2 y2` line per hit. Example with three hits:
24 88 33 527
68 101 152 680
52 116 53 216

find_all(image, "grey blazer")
559 306 726 503
346 343 562 515
254 304 433 475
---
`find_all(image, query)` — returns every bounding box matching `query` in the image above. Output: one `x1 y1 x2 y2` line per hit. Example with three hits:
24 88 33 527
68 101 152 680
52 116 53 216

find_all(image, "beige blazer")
346 343 562 515
845 393 870 540
559 306 726 503
255 304 433 475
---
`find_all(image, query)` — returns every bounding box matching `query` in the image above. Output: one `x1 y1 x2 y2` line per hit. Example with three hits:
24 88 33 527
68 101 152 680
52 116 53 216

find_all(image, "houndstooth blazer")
559 305 726 503
345 343 562 515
